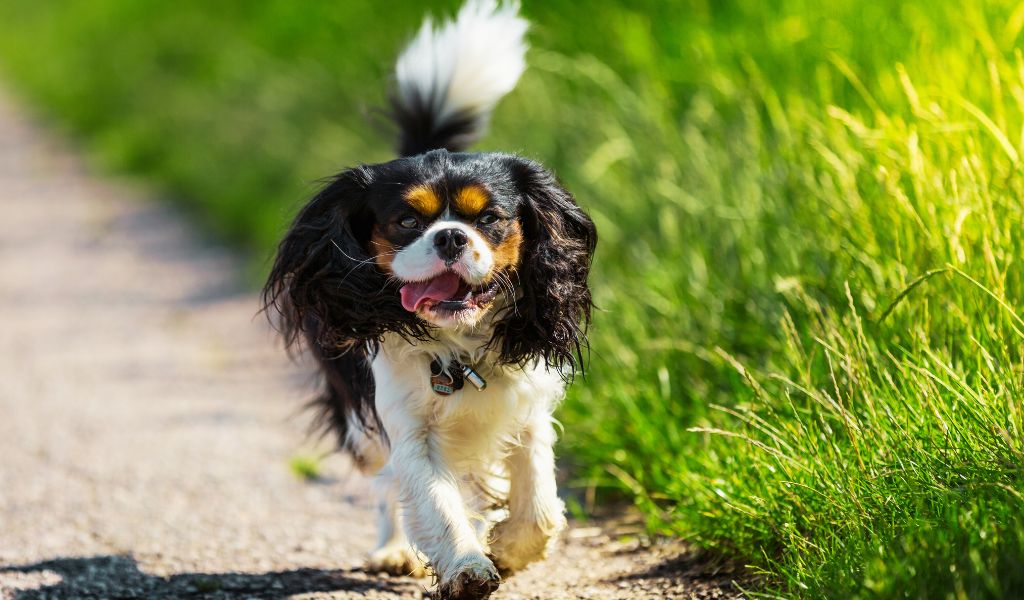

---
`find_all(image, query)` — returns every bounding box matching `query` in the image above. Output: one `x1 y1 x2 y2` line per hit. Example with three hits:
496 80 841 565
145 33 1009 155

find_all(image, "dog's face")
264 149 596 372
369 170 524 328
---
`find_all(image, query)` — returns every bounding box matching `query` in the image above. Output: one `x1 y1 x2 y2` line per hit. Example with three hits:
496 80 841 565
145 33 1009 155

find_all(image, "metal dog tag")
430 359 464 396
460 364 487 391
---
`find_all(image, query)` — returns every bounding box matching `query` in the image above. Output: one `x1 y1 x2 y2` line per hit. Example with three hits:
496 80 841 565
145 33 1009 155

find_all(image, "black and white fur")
263 2 596 598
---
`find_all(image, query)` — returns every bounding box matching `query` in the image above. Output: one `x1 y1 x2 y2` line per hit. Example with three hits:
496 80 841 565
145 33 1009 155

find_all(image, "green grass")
2 0 1023 597
288 453 324 481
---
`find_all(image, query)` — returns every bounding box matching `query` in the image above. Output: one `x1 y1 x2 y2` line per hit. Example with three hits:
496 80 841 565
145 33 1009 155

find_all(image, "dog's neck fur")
382 304 508 377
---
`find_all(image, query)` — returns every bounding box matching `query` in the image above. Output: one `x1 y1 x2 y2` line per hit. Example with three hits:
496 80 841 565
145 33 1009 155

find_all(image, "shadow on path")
2 555 424 599
603 542 751 598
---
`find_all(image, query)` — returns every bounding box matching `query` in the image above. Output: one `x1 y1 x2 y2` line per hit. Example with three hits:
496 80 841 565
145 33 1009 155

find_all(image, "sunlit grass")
288 453 324 481
2 0 1023 596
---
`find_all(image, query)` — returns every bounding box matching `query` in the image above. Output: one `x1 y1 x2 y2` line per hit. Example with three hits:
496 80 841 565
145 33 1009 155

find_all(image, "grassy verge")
2 0 1022 596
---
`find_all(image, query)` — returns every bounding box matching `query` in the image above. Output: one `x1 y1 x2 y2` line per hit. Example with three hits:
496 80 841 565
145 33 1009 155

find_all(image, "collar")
430 358 487 396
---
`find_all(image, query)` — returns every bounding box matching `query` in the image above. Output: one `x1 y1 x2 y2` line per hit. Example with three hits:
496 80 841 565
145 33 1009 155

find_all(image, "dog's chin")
416 283 500 328
418 303 489 328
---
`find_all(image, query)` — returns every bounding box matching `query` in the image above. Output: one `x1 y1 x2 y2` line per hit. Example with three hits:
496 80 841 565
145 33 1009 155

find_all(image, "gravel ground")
0 88 745 600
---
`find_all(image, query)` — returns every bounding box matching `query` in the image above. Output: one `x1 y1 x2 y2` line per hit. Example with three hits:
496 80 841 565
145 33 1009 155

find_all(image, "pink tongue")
400 272 463 312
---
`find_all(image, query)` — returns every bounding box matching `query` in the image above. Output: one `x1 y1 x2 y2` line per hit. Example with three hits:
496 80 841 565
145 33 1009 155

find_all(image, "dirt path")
0 89 742 600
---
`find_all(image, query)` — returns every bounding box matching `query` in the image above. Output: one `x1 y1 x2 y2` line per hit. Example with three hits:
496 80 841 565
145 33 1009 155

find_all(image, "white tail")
392 0 528 156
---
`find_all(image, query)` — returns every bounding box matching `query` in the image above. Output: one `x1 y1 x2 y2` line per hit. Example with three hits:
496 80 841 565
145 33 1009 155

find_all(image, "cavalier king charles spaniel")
263 2 596 598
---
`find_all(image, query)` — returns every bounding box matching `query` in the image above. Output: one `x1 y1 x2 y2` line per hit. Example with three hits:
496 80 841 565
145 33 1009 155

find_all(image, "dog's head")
264 149 596 373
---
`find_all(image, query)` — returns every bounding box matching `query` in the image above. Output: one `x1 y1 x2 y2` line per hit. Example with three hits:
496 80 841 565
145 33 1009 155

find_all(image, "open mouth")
399 271 500 314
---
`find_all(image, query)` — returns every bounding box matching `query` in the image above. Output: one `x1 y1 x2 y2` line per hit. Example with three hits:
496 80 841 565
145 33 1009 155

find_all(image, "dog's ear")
493 157 598 376
263 166 426 354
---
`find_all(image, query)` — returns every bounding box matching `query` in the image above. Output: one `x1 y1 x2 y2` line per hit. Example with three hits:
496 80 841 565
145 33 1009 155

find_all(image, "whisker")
331 239 399 269
330 239 366 264
379 273 406 296
492 270 519 317
507 272 522 316
330 239 404 288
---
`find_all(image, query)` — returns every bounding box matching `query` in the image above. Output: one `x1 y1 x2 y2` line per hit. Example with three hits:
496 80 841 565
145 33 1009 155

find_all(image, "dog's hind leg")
366 467 428 577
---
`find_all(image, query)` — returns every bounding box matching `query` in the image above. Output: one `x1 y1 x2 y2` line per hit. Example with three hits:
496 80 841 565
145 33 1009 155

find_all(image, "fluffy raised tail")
391 0 528 157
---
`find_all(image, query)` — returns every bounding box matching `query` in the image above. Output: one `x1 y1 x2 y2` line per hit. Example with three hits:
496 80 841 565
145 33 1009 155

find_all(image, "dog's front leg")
389 427 501 599
488 416 567 574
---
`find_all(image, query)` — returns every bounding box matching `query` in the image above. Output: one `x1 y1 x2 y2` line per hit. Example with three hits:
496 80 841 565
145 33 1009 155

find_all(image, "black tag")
430 359 464 396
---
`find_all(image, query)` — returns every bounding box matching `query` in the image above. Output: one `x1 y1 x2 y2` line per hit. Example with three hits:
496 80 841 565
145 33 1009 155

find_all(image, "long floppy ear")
493 157 598 377
262 166 428 354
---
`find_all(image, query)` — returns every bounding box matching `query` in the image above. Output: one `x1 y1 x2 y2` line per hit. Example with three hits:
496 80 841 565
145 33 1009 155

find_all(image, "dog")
263 1 596 598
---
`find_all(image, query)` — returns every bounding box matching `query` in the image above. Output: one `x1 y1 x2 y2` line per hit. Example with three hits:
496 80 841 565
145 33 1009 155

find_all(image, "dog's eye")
477 213 499 226
399 216 420 229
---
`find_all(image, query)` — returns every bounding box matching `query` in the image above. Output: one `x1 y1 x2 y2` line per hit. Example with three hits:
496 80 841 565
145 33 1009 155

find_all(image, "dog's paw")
367 544 429 578
435 553 500 600
488 512 567 575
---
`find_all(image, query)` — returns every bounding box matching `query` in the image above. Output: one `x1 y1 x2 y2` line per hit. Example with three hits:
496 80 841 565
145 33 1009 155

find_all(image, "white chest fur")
372 333 564 470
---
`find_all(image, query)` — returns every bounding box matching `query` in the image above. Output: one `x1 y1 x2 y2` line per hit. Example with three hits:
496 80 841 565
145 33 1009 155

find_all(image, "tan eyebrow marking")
453 184 489 216
404 185 442 215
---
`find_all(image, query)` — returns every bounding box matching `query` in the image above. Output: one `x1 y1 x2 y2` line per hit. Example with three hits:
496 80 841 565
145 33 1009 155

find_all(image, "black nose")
433 228 469 263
